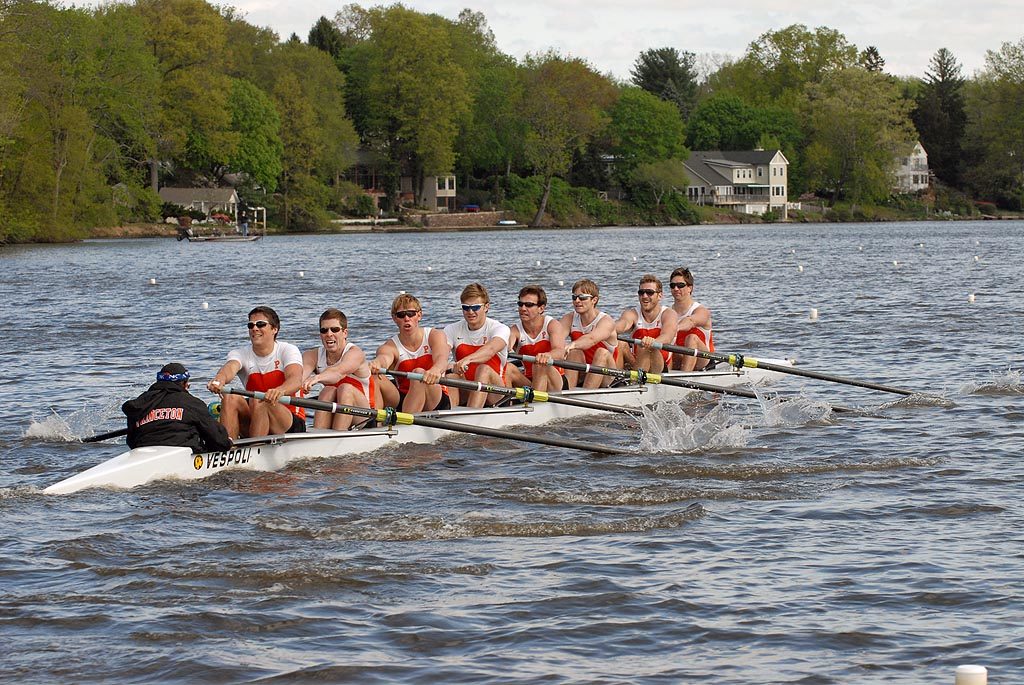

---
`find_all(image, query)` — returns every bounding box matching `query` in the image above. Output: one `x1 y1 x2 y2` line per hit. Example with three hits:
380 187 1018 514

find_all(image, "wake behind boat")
43 363 787 495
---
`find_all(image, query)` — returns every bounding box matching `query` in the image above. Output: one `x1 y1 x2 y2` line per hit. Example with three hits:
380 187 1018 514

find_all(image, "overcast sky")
222 0 1020 80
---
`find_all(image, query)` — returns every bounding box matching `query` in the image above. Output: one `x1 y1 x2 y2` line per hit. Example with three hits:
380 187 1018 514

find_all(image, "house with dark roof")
683 150 790 218
157 187 240 219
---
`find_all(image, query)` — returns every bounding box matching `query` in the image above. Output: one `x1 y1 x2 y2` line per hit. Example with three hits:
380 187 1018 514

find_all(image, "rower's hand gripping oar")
384 369 642 417
618 334 917 396
512 353 858 414
225 387 621 455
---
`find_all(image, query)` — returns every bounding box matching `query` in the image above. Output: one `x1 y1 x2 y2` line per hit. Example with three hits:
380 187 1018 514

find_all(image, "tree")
803 67 917 205
308 16 346 59
228 78 282 191
631 158 689 207
630 47 699 119
519 52 617 226
607 87 687 184
913 48 967 187
860 46 886 73
710 25 859 107
962 38 1024 208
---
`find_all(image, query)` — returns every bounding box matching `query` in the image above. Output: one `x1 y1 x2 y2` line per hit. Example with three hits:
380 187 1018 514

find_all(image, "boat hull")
43 365 783 495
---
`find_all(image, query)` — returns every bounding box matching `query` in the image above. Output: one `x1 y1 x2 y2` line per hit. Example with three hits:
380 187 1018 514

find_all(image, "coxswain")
300 308 379 430
615 274 678 373
443 283 511 407
122 363 232 452
507 285 567 392
668 267 714 371
207 306 305 438
557 278 620 388
370 294 452 412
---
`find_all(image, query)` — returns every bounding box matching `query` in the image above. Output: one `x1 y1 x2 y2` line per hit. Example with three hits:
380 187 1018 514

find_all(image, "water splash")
639 402 749 452
23 398 125 442
959 368 1024 396
753 389 836 427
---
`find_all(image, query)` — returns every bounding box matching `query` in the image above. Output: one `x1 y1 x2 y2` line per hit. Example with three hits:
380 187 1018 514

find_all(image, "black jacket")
122 381 232 453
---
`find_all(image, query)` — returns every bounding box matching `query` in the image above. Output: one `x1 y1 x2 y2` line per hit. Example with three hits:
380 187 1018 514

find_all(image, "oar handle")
616 334 916 396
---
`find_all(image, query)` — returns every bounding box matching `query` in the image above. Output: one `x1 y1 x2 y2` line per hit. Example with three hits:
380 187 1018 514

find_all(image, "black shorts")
398 392 452 412
288 415 307 433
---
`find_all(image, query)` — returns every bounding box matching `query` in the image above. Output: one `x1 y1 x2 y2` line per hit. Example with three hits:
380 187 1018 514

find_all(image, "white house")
683 150 791 218
158 187 240 218
895 142 930 193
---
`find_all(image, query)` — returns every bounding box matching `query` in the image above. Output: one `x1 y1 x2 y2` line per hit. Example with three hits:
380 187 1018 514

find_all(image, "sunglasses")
637 288 660 296
461 304 484 312
571 293 594 301
670 281 691 289
247 320 271 329
319 326 344 334
517 301 540 308
394 310 419 319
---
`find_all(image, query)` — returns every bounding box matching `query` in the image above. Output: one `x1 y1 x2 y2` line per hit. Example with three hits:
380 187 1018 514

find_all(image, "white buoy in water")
536 261 541 266
797 264 804 272
974 255 980 262
202 302 209 310
716 252 721 257
893 260 900 267
149 278 157 285
809 308 818 321
918 242 925 248
858 245 864 251
558 280 564 286
633 256 638 262
427 266 432 272
399 290 406 295
298 271 304 277
955 664 987 685
791 249 796 254
968 293 976 303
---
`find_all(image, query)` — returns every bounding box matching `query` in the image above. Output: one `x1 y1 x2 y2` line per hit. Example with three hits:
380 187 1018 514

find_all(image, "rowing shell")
43 363 787 495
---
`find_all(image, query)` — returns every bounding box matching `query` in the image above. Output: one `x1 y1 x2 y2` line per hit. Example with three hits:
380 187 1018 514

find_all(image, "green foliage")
228 78 282 191
630 47 699 119
913 48 967 187
608 88 687 183
803 68 917 204
962 38 1024 209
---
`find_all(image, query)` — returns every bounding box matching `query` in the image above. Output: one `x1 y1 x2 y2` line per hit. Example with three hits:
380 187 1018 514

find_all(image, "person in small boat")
370 294 452 412
123 363 232 452
207 306 306 438
667 267 714 371
444 282 511 407
615 274 678 374
556 278 620 388
300 308 379 430
507 284 568 392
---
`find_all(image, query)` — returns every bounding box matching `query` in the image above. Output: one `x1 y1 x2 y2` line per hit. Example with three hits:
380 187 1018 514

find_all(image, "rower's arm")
369 341 397 374
427 328 451 375
208 359 241 394
655 308 680 344
546 318 568 360
614 308 637 334
313 346 366 386
568 314 615 352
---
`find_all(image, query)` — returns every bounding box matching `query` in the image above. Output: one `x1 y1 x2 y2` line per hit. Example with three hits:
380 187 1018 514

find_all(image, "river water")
1 221 1021 683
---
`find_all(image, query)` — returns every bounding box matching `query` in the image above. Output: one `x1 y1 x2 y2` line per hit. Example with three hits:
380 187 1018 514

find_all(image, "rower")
668 267 714 371
507 285 568 392
122 363 232 452
369 294 452 412
556 278 620 388
301 308 379 430
615 274 678 373
443 282 511 407
207 306 306 439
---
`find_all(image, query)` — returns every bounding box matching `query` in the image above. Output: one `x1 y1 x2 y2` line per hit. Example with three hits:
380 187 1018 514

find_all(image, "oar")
385 369 642 416
512 353 857 413
618 334 916 396
224 388 621 455
83 427 128 443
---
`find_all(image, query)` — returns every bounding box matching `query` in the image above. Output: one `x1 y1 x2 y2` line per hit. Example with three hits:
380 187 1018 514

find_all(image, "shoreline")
24 211 1024 243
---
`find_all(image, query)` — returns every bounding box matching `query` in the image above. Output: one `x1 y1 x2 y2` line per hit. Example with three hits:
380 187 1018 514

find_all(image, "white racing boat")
43 364 788 495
